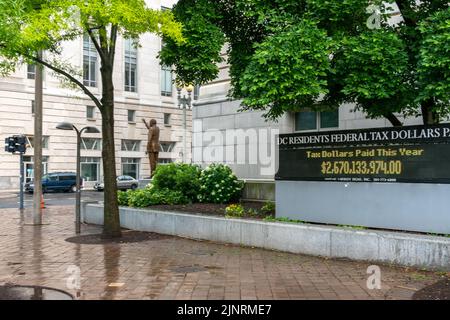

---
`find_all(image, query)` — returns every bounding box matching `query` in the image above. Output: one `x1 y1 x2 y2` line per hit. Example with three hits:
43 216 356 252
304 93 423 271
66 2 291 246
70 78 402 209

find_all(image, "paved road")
0 190 104 209
0 205 446 300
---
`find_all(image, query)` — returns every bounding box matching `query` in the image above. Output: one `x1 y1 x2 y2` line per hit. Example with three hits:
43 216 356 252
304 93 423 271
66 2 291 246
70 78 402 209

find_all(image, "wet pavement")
0 190 104 209
0 206 446 300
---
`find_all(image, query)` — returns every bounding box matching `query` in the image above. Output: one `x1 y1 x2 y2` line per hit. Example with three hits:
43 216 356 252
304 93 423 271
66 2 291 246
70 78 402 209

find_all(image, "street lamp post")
177 85 193 163
56 122 100 234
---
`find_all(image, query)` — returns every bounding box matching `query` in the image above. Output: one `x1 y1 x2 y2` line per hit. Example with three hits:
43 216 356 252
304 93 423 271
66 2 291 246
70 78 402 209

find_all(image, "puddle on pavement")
0 285 73 300
187 249 216 256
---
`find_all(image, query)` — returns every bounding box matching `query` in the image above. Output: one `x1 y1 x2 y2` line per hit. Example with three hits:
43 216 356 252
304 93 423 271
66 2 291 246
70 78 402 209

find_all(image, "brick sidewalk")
0 206 445 300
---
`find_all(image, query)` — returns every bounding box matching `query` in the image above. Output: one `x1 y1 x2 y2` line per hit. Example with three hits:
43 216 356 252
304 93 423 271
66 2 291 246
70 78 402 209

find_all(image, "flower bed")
118 163 245 207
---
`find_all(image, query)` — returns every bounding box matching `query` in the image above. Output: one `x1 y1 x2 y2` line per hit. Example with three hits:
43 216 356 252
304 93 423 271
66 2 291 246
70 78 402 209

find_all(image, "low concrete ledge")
82 203 450 271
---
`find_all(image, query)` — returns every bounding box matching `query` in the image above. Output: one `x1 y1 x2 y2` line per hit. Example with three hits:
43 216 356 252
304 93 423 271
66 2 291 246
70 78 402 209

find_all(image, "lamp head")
186 85 194 93
56 122 74 131
83 126 100 134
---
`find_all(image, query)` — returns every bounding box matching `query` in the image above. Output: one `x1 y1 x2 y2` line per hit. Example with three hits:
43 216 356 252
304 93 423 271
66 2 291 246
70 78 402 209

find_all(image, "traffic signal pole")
5 136 27 210
19 152 24 210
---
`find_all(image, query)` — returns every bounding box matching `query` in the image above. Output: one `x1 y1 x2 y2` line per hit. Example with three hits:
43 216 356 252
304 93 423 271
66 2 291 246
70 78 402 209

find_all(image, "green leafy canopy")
161 0 450 125
0 0 184 74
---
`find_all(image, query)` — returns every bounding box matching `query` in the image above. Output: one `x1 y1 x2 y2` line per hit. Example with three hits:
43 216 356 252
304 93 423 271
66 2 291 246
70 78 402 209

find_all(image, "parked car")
25 172 80 193
94 175 138 191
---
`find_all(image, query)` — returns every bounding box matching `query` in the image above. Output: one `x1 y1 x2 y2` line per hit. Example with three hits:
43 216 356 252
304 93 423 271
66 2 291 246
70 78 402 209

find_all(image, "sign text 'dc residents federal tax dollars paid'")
275 124 450 184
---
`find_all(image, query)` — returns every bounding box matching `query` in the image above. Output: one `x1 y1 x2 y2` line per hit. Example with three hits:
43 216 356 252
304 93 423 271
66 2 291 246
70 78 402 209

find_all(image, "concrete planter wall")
82 202 450 271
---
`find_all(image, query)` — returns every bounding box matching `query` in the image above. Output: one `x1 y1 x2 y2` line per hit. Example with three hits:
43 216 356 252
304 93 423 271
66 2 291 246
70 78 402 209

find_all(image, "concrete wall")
276 180 450 235
82 203 450 270
241 180 275 201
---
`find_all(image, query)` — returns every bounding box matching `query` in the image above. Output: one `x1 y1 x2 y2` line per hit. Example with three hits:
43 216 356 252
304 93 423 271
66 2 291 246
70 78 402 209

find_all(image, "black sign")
275 124 450 184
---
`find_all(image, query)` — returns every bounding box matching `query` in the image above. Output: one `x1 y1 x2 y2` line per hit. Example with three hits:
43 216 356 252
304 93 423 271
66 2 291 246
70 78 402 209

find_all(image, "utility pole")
33 51 43 225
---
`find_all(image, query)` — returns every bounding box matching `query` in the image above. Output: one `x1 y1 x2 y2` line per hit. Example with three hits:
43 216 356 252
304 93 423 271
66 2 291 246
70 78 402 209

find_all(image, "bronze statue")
143 119 160 177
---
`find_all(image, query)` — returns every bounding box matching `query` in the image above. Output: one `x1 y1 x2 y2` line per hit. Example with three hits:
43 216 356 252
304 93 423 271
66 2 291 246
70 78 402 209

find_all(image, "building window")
122 158 140 180
86 106 95 119
163 113 171 126
128 110 136 123
83 34 97 87
26 136 49 149
161 64 172 96
160 141 175 153
27 64 36 79
158 158 173 164
23 156 49 183
124 39 137 92
81 138 101 150
121 140 140 152
295 109 339 131
81 157 100 182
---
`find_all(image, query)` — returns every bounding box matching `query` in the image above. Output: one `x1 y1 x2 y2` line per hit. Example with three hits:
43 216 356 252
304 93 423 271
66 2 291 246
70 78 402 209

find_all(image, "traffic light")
4 135 27 154
5 137 15 153
15 136 27 153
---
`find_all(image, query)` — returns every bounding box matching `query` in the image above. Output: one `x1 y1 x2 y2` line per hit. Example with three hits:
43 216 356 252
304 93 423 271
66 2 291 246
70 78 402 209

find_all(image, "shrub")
127 187 189 207
198 164 244 204
225 204 245 218
152 163 201 202
261 201 276 215
117 190 131 206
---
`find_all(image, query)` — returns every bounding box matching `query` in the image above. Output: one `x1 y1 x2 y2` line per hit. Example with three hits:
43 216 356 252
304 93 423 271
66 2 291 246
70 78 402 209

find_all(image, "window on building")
81 138 101 150
158 158 173 164
163 113 171 126
122 158 140 179
160 64 172 96
27 64 36 79
81 157 100 182
160 141 175 153
121 140 140 152
26 136 49 149
194 85 200 100
124 38 137 92
31 100 35 114
295 109 339 131
23 156 49 183
86 106 95 119
128 110 136 123
83 34 97 87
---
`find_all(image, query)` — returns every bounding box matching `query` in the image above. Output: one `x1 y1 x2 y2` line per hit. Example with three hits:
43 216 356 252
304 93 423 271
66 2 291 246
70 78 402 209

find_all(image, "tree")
160 0 449 126
0 0 183 237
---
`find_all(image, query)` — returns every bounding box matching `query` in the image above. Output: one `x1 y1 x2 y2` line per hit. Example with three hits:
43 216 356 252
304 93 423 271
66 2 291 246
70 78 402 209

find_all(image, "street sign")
276 124 450 184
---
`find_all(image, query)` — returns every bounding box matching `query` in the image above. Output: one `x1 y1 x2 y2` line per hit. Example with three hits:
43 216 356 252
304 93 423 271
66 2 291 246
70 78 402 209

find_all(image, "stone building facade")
0 0 192 191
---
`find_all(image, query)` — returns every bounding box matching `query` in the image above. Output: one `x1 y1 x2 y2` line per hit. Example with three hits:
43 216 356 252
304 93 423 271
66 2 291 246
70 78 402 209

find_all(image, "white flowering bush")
198 164 244 204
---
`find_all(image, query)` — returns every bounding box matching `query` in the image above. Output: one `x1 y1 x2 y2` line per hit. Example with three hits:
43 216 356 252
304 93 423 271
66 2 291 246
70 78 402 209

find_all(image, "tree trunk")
100 66 121 238
385 113 403 127
421 99 439 125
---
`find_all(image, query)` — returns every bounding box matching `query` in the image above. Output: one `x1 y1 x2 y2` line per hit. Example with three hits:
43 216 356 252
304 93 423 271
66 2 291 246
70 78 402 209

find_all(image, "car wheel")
131 184 137 190
42 187 47 194
70 185 77 193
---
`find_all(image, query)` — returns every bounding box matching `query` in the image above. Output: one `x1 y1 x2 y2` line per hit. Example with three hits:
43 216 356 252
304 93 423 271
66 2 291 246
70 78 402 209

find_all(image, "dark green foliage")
151 163 201 202
126 187 189 207
161 0 450 125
